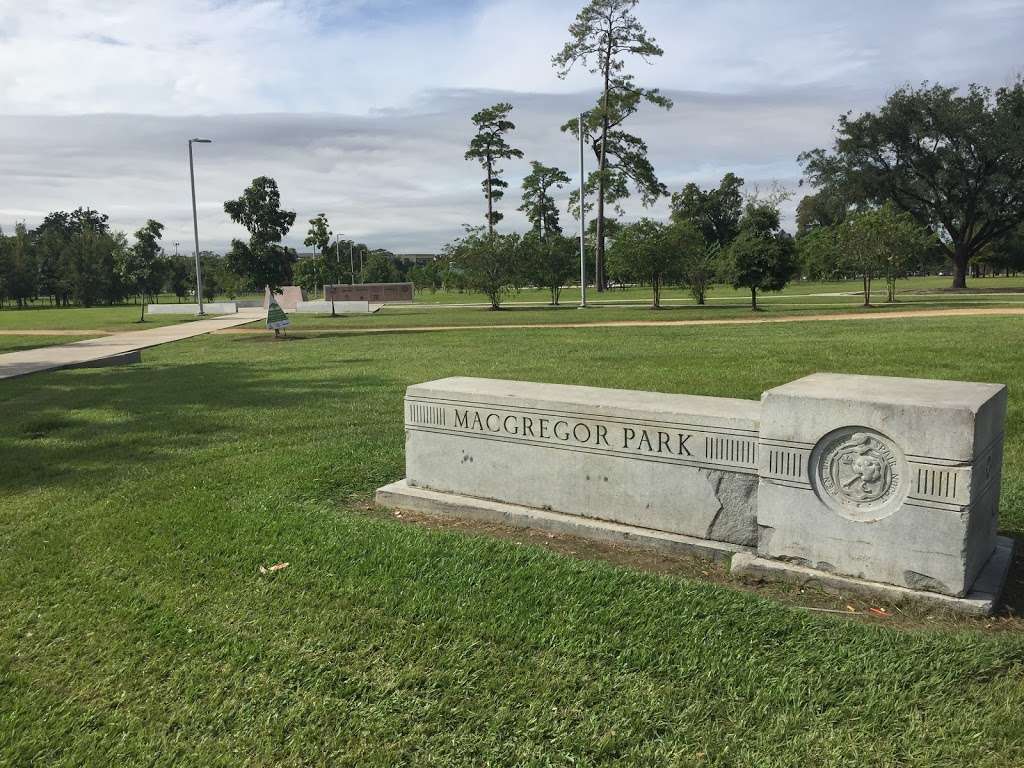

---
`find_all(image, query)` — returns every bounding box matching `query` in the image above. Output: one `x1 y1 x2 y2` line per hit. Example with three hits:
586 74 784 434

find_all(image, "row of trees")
441 188 800 311
1 175 420 311
0 208 196 318
460 0 1024 295
461 0 673 293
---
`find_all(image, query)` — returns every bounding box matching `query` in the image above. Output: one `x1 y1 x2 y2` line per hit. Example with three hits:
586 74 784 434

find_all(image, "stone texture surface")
379 373 1011 610
403 377 762 545
759 373 1007 597
731 535 1015 616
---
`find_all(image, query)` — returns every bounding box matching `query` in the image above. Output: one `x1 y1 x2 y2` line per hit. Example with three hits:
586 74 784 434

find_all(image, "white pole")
188 140 204 316
579 113 587 308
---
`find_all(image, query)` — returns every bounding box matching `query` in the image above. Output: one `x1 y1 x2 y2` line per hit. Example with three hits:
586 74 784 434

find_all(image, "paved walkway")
0 309 265 380
213 306 1024 336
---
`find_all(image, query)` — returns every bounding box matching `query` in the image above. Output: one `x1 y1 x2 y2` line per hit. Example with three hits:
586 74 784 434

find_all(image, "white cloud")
1 0 1022 250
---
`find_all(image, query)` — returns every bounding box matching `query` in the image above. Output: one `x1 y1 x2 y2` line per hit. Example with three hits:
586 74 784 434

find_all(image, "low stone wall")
293 300 377 314
146 303 237 315
324 283 413 303
378 373 1014 614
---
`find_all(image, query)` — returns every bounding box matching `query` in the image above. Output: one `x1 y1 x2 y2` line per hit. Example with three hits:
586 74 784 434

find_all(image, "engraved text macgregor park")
451 407 698 460
380 373 1016 615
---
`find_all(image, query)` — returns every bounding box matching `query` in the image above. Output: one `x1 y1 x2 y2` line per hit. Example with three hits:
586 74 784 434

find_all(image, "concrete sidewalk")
0 309 264 380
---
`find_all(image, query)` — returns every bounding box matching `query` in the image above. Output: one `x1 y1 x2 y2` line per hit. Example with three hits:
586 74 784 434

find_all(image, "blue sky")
1 0 1022 251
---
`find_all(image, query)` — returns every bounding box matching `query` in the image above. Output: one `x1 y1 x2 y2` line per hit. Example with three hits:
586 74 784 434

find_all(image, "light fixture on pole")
188 138 212 316
578 113 587 309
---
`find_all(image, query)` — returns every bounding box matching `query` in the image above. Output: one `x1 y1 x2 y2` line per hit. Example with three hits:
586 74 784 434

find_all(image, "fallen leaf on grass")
845 605 857 613
259 562 289 574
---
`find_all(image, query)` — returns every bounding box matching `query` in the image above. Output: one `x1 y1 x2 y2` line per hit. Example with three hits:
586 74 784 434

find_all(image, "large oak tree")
800 81 1024 288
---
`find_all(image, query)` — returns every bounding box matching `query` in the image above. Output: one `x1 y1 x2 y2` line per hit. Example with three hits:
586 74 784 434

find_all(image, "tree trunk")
751 287 758 310
863 274 870 307
951 243 970 289
486 158 494 235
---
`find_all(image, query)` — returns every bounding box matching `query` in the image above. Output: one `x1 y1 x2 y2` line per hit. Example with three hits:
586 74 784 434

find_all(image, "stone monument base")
730 538 1015 616
376 480 750 563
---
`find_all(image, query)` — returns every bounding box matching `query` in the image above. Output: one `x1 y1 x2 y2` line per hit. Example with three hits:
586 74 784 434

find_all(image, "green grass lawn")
0 335 100 354
0 305 201 333
2 317 1024 766
276 293 1024 332
410 274 1024 305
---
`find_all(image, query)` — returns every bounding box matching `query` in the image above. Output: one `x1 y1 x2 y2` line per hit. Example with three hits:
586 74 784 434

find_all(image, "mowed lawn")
0 305 198 333
2 317 1024 766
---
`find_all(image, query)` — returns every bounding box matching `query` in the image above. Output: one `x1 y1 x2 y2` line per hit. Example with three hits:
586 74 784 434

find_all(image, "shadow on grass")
0 359 402 495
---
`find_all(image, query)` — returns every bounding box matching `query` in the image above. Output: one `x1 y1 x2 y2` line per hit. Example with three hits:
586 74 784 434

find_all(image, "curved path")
0 309 265 380
214 306 1024 336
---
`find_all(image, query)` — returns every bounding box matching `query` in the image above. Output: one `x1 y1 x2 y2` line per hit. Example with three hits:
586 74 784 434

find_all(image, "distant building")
394 253 439 267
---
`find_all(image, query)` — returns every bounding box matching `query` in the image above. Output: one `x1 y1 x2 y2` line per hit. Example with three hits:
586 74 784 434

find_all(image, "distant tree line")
438 0 1024 305
0 176 421 311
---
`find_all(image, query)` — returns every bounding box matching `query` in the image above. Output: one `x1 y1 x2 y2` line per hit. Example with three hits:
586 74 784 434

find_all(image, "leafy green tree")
119 219 165 321
360 252 401 283
800 81 1024 289
409 260 445 293
446 227 522 309
795 189 849 236
465 103 524 233
720 201 798 310
193 252 223 301
294 256 327 295
607 218 697 308
796 226 843 281
554 0 672 291
66 226 121 307
304 213 332 258
166 256 193 302
981 224 1024 276
835 204 936 305
519 162 571 238
672 226 718 305
521 231 576 305
670 173 745 248
224 177 297 292
1 224 37 308
33 208 111 306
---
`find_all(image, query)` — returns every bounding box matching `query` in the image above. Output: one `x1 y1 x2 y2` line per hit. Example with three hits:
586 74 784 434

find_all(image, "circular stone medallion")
810 427 906 522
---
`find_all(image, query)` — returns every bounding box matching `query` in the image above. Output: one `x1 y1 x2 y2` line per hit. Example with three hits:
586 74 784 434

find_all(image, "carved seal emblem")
812 428 905 521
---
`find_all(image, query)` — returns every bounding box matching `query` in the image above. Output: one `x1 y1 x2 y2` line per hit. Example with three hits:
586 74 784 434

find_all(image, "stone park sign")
378 373 1014 614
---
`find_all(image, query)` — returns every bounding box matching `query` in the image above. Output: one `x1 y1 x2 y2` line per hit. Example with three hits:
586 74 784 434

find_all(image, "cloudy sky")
2 0 1022 253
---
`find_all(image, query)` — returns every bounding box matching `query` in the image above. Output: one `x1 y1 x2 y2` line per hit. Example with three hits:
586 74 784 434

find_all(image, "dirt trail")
212 306 1024 336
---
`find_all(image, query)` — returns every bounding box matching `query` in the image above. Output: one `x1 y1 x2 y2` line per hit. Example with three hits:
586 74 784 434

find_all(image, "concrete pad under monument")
377 374 1015 614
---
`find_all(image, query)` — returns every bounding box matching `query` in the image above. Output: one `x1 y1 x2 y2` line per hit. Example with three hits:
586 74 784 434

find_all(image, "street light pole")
188 138 212 315
350 242 355 285
578 113 587 309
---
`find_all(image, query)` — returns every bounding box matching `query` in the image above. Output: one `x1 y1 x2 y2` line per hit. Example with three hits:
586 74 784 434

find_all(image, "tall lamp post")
188 138 212 315
578 113 587 308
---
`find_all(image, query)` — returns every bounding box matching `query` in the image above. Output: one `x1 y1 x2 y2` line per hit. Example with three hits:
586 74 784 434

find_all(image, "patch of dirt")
355 500 1024 634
